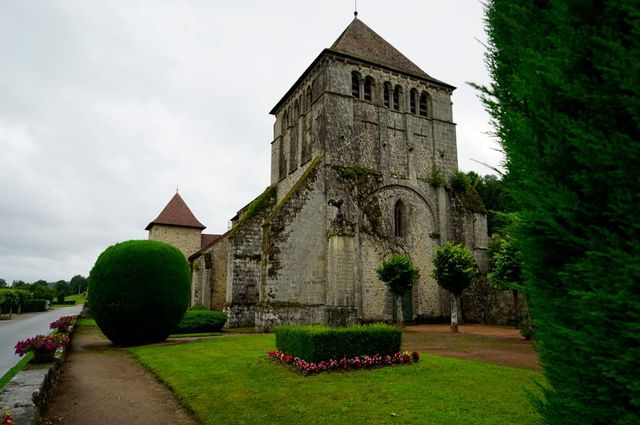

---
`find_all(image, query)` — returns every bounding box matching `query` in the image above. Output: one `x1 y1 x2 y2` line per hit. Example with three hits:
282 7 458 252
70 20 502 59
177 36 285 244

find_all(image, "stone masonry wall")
148 225 202 259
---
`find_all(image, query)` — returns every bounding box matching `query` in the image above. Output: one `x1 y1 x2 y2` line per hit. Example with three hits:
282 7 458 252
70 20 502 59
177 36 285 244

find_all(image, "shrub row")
174 310 227 334
52 300 76 305
23 299 48 312
275 324 402 362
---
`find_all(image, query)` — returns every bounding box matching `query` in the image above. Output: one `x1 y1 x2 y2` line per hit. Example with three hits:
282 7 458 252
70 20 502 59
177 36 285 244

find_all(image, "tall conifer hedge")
482 1 639 423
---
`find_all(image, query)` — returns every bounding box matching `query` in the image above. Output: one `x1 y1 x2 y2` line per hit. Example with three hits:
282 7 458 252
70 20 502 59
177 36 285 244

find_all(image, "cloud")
0 0 497 283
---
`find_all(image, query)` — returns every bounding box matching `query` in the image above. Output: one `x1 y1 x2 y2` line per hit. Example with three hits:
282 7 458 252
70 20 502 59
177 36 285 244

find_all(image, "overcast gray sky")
0 0 501 284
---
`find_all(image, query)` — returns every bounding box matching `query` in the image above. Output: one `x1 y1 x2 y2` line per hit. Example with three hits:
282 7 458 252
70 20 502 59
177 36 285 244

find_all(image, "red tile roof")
201 233 222 249
145 192 205 230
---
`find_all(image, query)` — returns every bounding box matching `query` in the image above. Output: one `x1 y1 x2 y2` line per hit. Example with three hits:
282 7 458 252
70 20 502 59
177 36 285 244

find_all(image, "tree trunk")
450 294 460 332
392 293 398 324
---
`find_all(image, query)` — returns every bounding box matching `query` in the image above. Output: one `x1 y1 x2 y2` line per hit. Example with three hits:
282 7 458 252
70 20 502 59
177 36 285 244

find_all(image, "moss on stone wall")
230 185 277 237
263 156 323 279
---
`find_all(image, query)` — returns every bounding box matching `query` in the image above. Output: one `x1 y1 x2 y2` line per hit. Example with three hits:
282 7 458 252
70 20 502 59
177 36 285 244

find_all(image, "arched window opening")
281 110 288 134
410 89 418 114
352 71 361 99
393 85 402 111
306 87 312 112
384 82 391 108
419 92 429 117
394 200 406 237
294 100 300 120
364 76 374 102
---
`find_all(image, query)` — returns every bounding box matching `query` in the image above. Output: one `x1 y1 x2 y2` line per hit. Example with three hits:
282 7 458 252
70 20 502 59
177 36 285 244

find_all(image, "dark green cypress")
482 1 640 423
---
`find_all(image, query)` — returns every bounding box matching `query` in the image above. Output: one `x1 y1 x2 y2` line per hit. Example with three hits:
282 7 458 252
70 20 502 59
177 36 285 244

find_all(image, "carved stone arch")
361 184 438 232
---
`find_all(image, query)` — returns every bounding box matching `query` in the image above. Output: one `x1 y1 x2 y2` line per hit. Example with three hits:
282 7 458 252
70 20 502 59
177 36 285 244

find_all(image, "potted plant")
14 334 70 363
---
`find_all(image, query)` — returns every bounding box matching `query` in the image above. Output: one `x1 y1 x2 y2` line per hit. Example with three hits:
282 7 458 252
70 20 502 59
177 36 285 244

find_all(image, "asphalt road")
0 304 83 378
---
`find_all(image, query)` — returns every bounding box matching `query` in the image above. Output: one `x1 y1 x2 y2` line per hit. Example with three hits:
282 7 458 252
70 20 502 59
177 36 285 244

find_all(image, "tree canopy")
482 0 640 422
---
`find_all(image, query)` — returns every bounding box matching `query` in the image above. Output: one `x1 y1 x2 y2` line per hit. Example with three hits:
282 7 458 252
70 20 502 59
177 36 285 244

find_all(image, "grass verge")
0 353 33 391
131 334 544 425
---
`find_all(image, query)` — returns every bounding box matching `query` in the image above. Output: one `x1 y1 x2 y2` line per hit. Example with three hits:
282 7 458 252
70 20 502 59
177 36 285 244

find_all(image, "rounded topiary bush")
88 240 190 345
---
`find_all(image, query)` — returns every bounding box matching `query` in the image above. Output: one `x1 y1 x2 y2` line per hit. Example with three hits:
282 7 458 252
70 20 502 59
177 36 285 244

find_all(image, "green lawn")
65 293 87 304
0 353 33 391
130 334 543 425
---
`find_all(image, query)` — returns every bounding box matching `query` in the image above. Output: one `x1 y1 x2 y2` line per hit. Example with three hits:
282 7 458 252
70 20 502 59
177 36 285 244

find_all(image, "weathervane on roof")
354 0 358 19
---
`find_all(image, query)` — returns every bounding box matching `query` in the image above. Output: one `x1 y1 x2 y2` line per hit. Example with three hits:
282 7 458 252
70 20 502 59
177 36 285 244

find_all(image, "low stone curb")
0 327 75 425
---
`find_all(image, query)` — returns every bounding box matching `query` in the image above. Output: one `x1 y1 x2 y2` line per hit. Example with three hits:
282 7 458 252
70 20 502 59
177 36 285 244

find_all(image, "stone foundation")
325 306 360 327
255 303 325 332
224 304 256 328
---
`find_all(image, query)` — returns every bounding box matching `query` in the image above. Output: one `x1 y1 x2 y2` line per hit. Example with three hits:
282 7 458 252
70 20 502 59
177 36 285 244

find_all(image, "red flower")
267 350 419 375
14 334 70 356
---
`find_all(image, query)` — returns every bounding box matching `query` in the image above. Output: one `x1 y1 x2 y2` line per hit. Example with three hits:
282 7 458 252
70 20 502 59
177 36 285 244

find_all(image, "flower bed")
267 350 420 375
49 315 77 333
14 334 70 357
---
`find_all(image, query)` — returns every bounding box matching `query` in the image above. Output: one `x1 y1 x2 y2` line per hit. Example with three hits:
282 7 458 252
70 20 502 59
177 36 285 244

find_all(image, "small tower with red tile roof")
146 192 206 259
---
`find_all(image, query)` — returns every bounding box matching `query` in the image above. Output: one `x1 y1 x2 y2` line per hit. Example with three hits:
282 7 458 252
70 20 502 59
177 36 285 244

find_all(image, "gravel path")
41 325 198 425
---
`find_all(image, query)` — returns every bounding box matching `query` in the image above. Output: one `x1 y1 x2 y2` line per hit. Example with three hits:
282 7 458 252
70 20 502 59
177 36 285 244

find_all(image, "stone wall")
148 225 202 259
255 303 325 332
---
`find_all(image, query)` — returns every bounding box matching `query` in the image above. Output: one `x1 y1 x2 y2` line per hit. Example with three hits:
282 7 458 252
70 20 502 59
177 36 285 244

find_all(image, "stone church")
147 18 489 331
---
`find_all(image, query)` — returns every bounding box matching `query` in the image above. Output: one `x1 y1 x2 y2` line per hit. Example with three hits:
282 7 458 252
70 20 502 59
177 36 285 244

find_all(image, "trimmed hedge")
52 300 76 305
88 240 191 346
23 299 48 312
275 324 401 363
174 310 226 334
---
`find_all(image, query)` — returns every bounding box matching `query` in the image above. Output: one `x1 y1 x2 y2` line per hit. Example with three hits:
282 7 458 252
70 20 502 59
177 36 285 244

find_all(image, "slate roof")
329 18 431 79
145 192 206 230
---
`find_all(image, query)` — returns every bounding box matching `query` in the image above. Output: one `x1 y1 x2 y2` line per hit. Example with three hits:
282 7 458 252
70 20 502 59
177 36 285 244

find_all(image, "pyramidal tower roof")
270 17 453 114
145 192 205 230
329 18 431 79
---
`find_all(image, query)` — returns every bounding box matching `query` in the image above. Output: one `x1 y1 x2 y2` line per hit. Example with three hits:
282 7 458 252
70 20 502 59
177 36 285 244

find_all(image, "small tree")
54 280 68 303
488 237 533 338
376 254 419 324
432 242 477 332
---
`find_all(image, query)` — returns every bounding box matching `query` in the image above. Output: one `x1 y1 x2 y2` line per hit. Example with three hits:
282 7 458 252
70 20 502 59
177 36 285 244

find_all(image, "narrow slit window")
364 76 374 102
393 85 402 111
384 83 391 107
419 92 428 117
352 71 361 98
394 200 406 237
410 89 417 114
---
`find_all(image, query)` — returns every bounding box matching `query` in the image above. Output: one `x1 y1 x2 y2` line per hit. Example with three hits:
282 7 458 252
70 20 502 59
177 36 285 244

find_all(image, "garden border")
0 325 76 425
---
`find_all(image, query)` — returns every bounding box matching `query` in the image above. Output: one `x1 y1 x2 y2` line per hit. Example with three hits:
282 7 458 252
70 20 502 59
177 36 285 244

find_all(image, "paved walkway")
41 325 198 425
0 305 83 378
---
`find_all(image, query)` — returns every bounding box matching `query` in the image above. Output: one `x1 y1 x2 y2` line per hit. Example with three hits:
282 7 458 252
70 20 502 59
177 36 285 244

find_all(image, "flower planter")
33 348 56 363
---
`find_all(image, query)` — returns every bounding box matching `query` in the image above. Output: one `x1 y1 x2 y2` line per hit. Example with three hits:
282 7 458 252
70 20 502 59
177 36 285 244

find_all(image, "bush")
483 1 640 422
88 240 191 345
174 310 226 333
52 300 76 305
189 303 207 310
23 299 48 312
275 324 401 363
